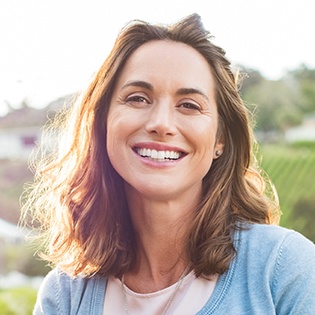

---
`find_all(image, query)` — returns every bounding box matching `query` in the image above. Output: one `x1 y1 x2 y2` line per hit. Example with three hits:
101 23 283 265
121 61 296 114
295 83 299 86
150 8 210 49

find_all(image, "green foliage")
287 65 315 114
300 80 315 113
259 143 315 241
290 197 315 242
0 287 37 315
243 79 302 132
240 64 315 133
238 66 264 92
2 243 50 276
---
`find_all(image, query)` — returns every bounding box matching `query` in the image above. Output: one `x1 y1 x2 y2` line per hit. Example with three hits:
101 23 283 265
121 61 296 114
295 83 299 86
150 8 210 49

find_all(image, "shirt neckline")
113 270 195 298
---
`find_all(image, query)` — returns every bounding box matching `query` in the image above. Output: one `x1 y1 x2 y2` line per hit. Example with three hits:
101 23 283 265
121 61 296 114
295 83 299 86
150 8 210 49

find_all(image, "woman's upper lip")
132 141 187 154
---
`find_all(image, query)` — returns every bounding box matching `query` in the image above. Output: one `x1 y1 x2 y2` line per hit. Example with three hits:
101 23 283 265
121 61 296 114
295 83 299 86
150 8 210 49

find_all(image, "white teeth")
151 149 158 159
158 151 165 159
136 148 181 161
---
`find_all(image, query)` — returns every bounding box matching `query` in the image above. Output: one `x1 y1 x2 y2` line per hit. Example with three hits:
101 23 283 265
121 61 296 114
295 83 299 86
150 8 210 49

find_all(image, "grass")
259 142 315 230
0 287 37 315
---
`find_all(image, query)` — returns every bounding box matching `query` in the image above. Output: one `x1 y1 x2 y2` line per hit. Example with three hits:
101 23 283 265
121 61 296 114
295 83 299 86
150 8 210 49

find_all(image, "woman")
23 14 315 314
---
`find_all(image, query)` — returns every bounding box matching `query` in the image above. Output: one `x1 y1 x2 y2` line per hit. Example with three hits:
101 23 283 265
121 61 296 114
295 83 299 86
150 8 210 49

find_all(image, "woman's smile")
136 148 181 161
133 142 187 163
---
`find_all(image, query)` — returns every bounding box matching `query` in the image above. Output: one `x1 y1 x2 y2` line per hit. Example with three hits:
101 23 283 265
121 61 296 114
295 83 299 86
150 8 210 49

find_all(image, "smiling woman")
107 40 221 201
21 13 315 315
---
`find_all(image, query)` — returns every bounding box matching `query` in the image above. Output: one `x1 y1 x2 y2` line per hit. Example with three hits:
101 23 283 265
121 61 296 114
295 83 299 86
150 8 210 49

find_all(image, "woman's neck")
123 184 199 292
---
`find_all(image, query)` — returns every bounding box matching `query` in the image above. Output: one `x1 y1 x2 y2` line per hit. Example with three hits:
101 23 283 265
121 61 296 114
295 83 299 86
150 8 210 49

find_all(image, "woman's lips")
132 143 187 162
134 147 183 161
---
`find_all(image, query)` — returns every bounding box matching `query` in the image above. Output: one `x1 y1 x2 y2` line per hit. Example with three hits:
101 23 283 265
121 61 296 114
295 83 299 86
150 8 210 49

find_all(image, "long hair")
21 14 280 277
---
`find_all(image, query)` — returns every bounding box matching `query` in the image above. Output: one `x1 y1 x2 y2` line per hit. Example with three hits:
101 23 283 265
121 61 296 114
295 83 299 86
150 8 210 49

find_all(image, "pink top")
103 271 218 314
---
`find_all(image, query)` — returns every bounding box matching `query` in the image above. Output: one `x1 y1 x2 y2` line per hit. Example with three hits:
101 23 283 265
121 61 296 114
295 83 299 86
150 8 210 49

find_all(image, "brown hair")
21 14 280 278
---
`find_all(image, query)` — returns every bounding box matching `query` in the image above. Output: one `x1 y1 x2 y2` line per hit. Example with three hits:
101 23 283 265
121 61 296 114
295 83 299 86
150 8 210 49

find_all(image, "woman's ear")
213 141 224 159
214 119 225 159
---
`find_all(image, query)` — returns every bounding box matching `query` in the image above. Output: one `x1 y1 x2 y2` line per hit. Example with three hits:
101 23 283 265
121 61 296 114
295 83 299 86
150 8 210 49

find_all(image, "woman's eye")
126 95 148 104
179 102 201 111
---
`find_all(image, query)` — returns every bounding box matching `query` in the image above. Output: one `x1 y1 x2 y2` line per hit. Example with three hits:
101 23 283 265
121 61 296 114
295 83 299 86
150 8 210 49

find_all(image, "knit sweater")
34 224 315 314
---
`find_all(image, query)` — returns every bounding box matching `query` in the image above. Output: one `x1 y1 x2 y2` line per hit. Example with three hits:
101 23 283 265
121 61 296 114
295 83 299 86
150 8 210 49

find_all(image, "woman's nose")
145 102 177 137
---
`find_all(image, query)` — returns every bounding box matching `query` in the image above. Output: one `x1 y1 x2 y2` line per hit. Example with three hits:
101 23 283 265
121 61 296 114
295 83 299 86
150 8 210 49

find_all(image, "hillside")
259 142 315 241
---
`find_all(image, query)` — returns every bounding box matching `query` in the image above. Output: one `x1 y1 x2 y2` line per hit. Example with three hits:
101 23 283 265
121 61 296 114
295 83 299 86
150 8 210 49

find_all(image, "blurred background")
1 0 314 313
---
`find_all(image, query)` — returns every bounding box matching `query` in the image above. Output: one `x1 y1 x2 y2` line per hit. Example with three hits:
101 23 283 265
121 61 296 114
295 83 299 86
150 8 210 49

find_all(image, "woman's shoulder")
234 222 315 275
223 223 315 313
37 268 88 295
238 222 315 251
34 268 107 314
236 223 315 283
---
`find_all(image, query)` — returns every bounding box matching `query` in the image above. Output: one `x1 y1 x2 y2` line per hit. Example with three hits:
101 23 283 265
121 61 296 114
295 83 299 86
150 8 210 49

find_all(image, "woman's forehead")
115 40 216 97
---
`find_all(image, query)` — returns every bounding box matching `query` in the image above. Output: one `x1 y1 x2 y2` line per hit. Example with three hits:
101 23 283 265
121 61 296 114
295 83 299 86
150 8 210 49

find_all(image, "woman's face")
107 40 224 201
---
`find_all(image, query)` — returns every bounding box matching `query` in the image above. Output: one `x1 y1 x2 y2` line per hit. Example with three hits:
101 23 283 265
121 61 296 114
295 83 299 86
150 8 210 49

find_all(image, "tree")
237 66 265 94
242 79 302 133
286 64 315 114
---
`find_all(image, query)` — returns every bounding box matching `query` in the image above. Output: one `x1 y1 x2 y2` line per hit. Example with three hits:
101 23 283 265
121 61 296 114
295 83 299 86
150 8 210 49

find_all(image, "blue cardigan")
34 224 315 314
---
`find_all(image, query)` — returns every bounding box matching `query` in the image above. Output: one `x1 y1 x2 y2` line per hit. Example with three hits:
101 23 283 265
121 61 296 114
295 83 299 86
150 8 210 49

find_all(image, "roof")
0 105 48 128
0 95 71 129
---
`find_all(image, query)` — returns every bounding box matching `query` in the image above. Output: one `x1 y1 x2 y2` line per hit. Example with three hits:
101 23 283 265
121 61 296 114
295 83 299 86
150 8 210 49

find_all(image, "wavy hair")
21 14 280 278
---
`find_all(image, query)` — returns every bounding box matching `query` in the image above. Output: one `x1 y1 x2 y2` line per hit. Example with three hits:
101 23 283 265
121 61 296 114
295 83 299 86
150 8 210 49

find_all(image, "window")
21 135 37 147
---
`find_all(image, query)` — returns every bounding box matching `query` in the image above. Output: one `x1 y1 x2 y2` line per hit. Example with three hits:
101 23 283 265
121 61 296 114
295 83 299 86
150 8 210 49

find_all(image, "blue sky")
0 0 314 116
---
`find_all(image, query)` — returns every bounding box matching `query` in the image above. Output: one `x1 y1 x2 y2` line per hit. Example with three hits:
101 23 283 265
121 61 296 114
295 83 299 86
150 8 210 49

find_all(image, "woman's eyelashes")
177 101 202 112
125 94 150 106
123 94 203 113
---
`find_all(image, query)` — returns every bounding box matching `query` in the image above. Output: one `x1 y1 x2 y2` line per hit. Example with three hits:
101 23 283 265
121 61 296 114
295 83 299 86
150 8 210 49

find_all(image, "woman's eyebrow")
121 81 209 101
121 80 153 91
176 88 209 101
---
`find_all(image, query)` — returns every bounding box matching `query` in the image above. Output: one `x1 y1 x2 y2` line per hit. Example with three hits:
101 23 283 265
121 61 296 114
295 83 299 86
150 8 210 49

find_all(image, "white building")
0 105 47 160
0 218 27 244
285 113 315 143
0 97 68 160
